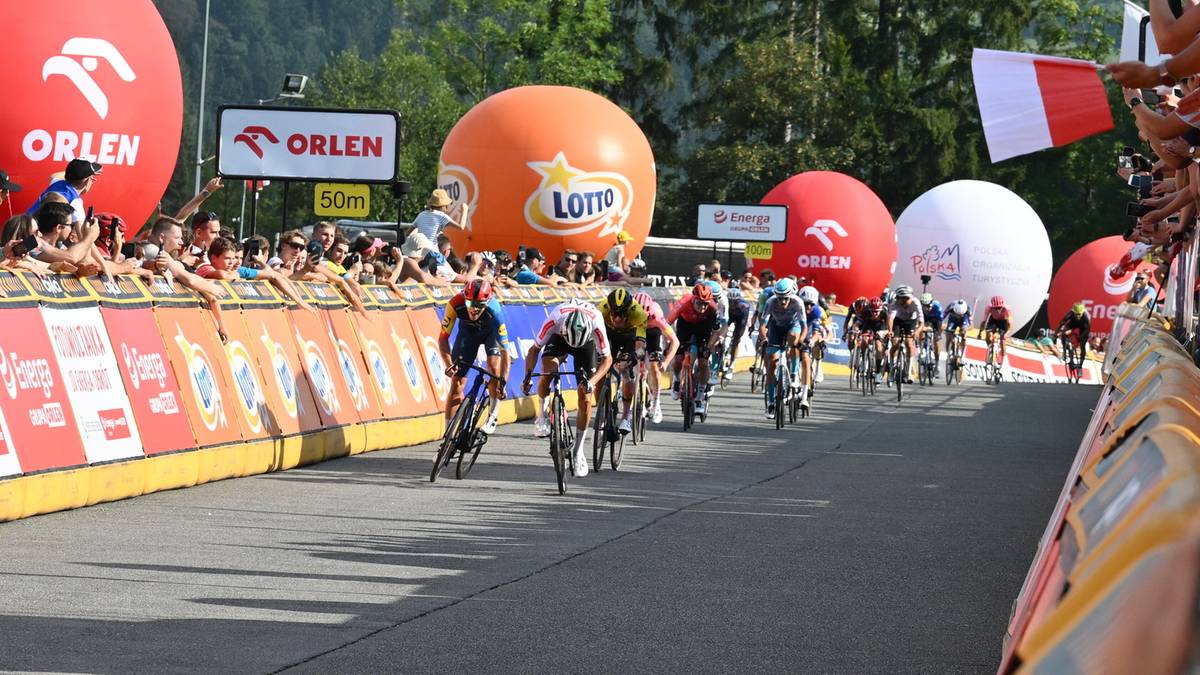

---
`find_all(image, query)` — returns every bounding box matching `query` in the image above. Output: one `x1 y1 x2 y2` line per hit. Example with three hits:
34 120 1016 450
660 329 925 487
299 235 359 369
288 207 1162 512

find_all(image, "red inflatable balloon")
438 86 655 262
1048 235 1156 338
0 1 183 231
753 172 896 301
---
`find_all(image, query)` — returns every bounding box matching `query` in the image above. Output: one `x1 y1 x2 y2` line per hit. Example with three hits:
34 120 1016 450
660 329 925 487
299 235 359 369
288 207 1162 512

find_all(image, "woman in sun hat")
403 187 470 259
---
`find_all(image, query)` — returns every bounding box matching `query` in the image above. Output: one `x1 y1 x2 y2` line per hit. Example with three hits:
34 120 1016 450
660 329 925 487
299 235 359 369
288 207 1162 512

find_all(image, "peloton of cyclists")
437 279 511 435
522 299 614 478
1055 302 1092 361
669 283 722 416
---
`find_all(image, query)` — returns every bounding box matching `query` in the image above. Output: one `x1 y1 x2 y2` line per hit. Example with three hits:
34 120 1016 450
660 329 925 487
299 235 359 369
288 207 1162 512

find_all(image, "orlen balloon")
1048 235 1155 338
0 1 182 230
438 86 655 261
753 172 896 301
893 180 1052 334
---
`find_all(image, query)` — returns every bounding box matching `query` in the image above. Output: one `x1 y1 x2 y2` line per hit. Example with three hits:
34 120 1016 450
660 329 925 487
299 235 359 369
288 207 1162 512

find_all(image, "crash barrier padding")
0 274 749 522
998 302 1200 674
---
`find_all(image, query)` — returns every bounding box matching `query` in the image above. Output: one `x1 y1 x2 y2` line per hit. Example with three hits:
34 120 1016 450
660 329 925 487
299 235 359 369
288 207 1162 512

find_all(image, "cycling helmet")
633 291 656 314
606 287 634 316
1072 302 1086 316
894 285 914 299
773 278 797 297
463 278 493 305
479 251 497 268
799 285 820 305
950 300 968 315
692 283 714 303
989 295 1005 308
880 288 891 301
868 297 885 314
562 308 593 348
919 292 933 305
703 279 725 299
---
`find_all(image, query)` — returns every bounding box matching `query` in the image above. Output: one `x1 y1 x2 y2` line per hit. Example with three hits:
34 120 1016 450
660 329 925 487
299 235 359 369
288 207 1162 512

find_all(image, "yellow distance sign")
314 183 370 218
744 242 774 260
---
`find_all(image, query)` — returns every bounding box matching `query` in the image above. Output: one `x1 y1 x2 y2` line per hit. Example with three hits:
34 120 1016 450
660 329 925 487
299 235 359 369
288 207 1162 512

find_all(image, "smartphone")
243 240 260 258
85 206 94 222
1126 202 1153 217
1121 146 1136 156
1118 156 1133 169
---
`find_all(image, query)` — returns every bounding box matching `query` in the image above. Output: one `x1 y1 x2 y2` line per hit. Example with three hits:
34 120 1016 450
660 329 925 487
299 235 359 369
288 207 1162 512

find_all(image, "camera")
1126 202 1153 218
343 252 361 270
305 240 325 263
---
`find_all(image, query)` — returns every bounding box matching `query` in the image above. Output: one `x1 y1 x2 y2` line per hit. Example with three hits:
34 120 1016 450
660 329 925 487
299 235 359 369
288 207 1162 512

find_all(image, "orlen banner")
0 1 182 229
892 180 1052 333
753 172 896 302
216 107 399 182
1049 235 1156 338
439 85 656 262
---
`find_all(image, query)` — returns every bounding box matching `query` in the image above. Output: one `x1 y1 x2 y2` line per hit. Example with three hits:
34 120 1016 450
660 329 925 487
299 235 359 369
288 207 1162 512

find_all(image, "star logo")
523 152 633 238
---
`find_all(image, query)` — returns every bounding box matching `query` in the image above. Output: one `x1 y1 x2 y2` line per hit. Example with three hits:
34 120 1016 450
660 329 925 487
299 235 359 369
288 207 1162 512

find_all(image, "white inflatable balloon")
892 180 1052 333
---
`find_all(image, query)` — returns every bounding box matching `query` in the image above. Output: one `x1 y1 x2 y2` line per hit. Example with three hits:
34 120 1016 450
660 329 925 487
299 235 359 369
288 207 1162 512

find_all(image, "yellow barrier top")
88 275 152 308
19 270 96 307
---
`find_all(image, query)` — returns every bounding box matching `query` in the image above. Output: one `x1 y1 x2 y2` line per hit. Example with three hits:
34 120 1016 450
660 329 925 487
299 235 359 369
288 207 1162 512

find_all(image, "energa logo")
524 152 632 237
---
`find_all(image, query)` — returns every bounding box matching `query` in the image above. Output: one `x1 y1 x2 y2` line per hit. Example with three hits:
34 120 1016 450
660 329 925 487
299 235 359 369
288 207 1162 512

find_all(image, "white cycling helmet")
799 285 820 305
561 308 593 349
950 299 968 315
893 285 914 299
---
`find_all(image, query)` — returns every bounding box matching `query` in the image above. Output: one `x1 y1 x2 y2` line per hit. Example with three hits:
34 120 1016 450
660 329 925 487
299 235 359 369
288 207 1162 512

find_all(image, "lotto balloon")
1048 236 1155 338
892 180 1052 333
438 86 655 261
0 2 183 231
754 172 896 301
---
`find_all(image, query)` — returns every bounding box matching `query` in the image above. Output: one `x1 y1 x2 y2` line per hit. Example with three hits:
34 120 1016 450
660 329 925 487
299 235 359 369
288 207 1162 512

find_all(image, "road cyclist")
633 291 680 424
918 292 944 378
758 277 808 420
596 287 649 435
943 299 972 384
668 283 722 420
886 285 924 388
1055 302 1092 381
522 299 613 478
796 284 826 413
978 296 1012 381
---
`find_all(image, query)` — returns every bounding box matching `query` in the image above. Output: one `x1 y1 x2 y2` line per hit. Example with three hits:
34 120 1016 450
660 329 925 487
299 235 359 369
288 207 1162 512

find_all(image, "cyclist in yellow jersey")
597 287 648 434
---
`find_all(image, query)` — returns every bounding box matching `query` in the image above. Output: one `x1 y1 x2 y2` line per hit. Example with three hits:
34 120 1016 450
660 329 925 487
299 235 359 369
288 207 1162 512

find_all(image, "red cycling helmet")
692 283 713 303
464 278 493 304
868 297 885 313
989 295 1005 307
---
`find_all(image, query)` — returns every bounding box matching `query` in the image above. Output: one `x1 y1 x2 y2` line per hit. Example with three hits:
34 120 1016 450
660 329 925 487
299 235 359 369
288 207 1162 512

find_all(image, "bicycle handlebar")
451 362 507 386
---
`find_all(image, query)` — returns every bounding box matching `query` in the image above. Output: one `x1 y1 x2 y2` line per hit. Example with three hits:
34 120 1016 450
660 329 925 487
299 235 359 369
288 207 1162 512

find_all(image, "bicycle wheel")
894 347 905 402
456 397 490 479
774 359 786 430
592 377 608 471
610 387 625 470
680 358 694 431
431 398 470 482
550 393 568 494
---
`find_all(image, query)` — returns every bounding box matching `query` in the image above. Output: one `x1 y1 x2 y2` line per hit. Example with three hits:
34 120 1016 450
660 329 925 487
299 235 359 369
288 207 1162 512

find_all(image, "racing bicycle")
890 331 913 402
1059 331 1084 384
917 329 937 386
750 335 767 393
527 370 582 495
945 329 965 385
678 347 707 430
593 353 636 471
983 329 1004 385
431 364 504 482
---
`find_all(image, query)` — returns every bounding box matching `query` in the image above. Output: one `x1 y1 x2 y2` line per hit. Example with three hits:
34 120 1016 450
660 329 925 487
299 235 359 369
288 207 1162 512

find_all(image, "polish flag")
972 49 1114 163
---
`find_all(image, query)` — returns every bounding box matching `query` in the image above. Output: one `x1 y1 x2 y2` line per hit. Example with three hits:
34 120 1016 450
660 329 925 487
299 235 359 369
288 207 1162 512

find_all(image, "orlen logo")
43 38 135 119
295 328 339 416
173 325 224 432
391 326 426 403
225 340 265 434
233 125 279 160
713 210 728 224
437 161 480 215
260 326 298 420
365 339 397 407
805 219 848 252
524 152 633 237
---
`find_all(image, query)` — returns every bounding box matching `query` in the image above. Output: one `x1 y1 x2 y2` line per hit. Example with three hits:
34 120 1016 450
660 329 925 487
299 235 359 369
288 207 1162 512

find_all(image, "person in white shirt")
403 188 468 260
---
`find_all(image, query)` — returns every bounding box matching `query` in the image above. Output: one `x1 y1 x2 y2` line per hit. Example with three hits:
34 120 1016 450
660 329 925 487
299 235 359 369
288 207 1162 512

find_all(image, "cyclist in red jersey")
668 284 721 415
979 295 1012 363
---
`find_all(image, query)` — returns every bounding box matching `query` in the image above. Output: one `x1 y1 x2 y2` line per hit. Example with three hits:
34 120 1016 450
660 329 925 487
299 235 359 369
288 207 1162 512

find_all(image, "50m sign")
314 183 369 218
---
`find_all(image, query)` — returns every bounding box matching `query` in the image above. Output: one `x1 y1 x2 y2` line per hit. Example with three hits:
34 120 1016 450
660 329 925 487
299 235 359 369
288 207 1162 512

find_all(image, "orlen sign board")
696 203 788 242
216 106 400 182
0 1 182 228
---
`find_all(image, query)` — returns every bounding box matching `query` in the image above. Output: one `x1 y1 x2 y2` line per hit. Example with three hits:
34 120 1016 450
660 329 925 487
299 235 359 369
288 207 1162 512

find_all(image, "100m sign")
314 183 370 217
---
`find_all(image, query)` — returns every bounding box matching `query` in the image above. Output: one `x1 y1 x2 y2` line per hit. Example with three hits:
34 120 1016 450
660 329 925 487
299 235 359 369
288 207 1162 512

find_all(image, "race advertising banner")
696 203 788 242
347 309 416 420
0 306 87 473
0 402 19 478
384 308 442 417
244 305 324 435
288 304 362 427
408 307 453 409
152 306 245 447
99 306 194 455
41 306 143 463
325 308 384 421
216 310 279 440
216 106 399 182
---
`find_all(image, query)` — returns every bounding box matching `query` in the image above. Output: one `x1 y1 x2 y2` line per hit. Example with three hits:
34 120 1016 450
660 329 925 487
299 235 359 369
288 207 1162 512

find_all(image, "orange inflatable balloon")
438 86 655 262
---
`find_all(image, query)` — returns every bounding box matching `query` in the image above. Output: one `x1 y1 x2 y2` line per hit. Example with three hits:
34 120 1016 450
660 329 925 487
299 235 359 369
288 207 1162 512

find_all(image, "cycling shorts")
923 316 943 332
606 327 643 359
893 318 919 336
676 317 715 352
766 321 803 352
645 327 662 355
984 319 1010 335
451 328 504 368
541 334 597 377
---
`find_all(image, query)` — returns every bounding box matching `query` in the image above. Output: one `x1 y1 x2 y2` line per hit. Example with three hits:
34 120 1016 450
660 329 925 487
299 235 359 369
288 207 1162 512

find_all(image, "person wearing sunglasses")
439 279 510 435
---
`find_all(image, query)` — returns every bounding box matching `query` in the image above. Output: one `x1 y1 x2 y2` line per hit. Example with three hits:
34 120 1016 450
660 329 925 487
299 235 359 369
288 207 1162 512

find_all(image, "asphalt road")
0 376 1095 674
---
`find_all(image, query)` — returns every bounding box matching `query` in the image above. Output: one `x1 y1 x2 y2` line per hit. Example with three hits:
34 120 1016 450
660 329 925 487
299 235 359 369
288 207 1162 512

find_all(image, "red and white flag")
972 48 1114 163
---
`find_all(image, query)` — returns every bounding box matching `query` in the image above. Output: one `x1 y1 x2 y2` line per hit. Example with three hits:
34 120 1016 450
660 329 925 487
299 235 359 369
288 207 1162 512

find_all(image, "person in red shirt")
667 283 721 415
978 295 1012 363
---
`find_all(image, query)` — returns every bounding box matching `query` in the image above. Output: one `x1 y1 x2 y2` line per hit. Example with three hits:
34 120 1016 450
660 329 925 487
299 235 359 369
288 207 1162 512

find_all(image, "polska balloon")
438 86 656 261
753 172 896 301
1048 235 1156 338
0 1 183 231
892 180 1052 334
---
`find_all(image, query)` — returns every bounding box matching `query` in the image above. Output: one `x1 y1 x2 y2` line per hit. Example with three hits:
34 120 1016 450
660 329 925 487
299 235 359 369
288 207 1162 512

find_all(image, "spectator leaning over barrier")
391 234 449 287
323 234 351 275
312 221 339 256
268 229 307 269
196 235 316 312
686 263 706 286
182 210 223 266
26 158 101 223
514 247 563 286
1129 271 1157 307
291 240 369 314
29 201 100 272
740 271 759 292
94 212 126 261
553 249 578 280
602 230 633 280
576 250 597 285
409 188 468 259
0 168 21 210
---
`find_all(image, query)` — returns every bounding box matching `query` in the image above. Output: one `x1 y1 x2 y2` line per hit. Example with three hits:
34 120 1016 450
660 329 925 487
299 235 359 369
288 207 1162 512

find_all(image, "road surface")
0 377 1094 674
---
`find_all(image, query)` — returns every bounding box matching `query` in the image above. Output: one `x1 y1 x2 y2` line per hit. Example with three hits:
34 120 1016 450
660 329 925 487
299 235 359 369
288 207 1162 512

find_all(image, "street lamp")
256 74 308 105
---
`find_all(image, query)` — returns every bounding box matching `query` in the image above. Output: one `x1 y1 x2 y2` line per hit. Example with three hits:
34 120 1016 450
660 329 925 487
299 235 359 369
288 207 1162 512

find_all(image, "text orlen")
285 133 382 157
797 254 852 270
22 129 140 165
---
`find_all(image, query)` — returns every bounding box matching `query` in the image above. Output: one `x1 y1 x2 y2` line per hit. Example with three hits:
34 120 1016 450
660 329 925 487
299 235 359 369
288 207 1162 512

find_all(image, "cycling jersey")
441 293 510 365
805 304 826 336
755 287 775 326
597 297 649 340
945 309 972 331
704 280 729 325
669 297 718 325
888 300 924 324
762 294 805 328
534 302 610 357
981 306 1011 333
1057 311 1091 333
727 286 752 319
921 300 944 323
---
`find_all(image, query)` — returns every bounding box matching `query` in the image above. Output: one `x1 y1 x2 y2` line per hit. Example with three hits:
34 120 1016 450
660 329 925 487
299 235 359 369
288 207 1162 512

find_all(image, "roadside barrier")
999 302 1200 674
0 273 696 522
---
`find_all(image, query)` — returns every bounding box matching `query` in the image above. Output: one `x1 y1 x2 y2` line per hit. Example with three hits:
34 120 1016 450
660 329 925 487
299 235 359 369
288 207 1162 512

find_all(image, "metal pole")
193 0 212 194
238 181 247 239
281 181 289 233
249 184 259 237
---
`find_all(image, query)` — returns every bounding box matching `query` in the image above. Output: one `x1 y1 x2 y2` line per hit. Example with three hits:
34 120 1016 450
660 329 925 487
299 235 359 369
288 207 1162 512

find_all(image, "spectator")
183 211 223 264
351 234 386 265
268 229 308 269
758 269 776 287
391 234 450 286
0 169 21 208
29 201 99 269
514 247 562 286
576 250 598 285
94 213 126 261
1128 271 1156 307
312 221 339 255
553 249 578 279
740 271 759 291
195 237 238 280
686 263 707 286
2 214 35 245
408 188 468 259
1030 328 1055 348
709 259 722 276
27 158 102 223
602 230 633 279
197 236 316 312
324 235 351 275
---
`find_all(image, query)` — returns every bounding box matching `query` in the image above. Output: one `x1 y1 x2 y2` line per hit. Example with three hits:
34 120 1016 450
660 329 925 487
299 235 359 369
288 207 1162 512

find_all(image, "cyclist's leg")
446 331 481 423
480 351 503 433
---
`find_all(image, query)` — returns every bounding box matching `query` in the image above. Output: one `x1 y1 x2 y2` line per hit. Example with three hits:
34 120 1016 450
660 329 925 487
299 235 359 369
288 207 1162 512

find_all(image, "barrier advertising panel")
152 305 245 447
0 403 18 478
325 307 384 421
244 304 324 435
288 301 361 427
408 307 452 409
347 308 415 420
383 307 441 417
41 306 144 463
